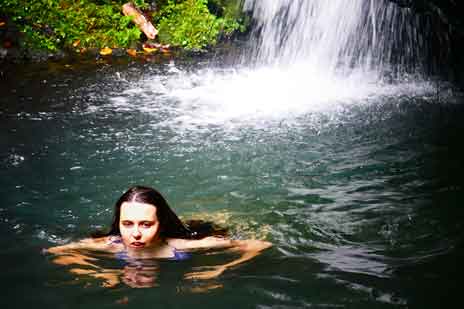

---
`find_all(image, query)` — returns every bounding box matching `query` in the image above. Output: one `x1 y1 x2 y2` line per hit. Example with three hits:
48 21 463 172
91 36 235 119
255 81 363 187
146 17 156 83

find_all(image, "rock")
122 2 158 40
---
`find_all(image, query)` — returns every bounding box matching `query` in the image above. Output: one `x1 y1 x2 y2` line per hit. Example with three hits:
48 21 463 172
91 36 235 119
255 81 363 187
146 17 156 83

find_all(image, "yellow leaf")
143 47 157 53
99 47 112 56
126 48 137 57
142 43 157 53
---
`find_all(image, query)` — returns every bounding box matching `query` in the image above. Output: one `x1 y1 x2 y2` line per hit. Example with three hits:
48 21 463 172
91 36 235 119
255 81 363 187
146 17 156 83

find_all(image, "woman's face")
119 201 160 250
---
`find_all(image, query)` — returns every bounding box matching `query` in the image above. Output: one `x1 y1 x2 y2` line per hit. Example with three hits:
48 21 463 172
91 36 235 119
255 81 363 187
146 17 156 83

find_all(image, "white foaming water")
98 0 438 131
105 64 434 131
244 0 428 76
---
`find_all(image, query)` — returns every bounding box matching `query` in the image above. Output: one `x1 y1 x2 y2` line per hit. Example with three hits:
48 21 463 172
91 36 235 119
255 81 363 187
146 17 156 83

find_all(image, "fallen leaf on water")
126 48 137 57
72 40 80 47
99 47 112 56
143 47 157 53
142 43 157 53
0 21 6 27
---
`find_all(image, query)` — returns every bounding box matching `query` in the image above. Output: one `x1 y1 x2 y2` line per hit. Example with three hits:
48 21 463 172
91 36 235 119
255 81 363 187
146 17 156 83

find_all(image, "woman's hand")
184 265 227 280
232 239 272 252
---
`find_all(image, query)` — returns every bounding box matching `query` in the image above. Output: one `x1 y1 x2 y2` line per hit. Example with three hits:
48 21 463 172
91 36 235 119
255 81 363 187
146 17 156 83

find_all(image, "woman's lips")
130 242 145 248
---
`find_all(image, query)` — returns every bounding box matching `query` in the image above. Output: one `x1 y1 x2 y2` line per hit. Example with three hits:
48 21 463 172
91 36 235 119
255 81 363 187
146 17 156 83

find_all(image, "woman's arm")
175 237 272 280
46 237 112 255
46 237 118 268
46 237 122 287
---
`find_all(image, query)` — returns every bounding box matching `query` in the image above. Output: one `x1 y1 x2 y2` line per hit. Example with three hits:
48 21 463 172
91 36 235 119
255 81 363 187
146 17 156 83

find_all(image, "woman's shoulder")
70 236 123 252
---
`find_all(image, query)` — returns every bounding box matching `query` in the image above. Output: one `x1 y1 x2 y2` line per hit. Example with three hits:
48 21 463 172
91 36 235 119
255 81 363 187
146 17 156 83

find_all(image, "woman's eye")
122 221 133 227
142 222 153 228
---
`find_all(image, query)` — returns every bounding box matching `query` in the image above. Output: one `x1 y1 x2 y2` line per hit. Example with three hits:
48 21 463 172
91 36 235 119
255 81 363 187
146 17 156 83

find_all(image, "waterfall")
104 1 444 130
243 0 434 79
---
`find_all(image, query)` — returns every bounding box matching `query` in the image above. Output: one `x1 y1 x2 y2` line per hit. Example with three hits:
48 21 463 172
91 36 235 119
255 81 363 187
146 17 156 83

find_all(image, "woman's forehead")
120 201 157 220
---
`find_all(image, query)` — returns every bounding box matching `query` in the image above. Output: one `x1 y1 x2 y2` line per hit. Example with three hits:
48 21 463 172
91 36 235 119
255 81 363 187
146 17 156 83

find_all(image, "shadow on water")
387 101 464 308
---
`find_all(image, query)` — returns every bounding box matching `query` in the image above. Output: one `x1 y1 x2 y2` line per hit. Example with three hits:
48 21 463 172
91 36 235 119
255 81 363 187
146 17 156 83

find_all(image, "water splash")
99 64 435 132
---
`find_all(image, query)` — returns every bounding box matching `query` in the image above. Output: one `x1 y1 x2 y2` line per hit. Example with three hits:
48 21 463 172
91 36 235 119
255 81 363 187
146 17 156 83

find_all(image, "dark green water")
1 57 463 308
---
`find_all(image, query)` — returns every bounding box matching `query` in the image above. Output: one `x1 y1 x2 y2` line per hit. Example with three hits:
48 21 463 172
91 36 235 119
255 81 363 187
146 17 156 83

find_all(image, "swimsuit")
171 247 191 261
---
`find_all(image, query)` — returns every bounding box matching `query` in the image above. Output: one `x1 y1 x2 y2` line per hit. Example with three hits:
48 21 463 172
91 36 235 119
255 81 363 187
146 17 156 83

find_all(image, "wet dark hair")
92 186 227 240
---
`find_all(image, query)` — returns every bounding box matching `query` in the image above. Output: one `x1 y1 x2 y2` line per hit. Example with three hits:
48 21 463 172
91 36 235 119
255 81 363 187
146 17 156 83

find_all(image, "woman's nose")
132 228 142 239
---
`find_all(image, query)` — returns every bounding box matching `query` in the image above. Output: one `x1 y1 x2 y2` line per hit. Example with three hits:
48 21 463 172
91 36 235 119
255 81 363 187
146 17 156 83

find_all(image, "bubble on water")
13 223 22 230
36 230 68 244
8 154 25 166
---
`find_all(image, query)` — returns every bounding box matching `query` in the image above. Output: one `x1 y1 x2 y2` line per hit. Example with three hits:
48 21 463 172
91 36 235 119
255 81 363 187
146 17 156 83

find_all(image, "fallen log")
122 2 158 40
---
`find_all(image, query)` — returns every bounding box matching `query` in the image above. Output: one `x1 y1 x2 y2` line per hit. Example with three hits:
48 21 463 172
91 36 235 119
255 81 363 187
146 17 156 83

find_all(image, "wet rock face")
388 0 464 83
390 0 464 31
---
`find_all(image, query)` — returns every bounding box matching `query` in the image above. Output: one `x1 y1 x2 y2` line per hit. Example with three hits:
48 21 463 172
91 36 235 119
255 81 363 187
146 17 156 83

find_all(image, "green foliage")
2 0 145 51
155 0 242 50
2 0 245 52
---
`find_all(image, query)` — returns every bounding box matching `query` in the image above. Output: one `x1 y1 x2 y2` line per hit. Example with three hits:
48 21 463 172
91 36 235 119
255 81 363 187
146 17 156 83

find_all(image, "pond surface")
1 55 463 308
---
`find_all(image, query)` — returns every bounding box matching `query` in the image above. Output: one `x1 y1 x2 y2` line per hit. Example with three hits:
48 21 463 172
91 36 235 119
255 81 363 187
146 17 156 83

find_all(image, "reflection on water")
121 263 159 288
64 255 160 289
0 58 463 308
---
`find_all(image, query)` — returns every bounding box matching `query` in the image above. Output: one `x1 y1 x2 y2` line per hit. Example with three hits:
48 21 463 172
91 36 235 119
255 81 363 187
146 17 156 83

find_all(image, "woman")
47 186 272 284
